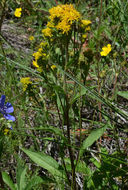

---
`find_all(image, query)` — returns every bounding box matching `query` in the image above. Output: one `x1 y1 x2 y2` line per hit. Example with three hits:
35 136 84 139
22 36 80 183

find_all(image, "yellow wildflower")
38 48 43 53
42 53 47 57
86 26 91 31
42 27 52 37
47 21 54 28
4 129 9 135
29 36 34 41
49 4 80 22
20 77 32 91
56 21 71 34
33 61 42 72
14 8 22 18
33 60 39 68
33 51 42 60
81 20 92 27
48 4 81 34
40 41 48 47
51 65 57 70
82 34 87 39
100 44 112 56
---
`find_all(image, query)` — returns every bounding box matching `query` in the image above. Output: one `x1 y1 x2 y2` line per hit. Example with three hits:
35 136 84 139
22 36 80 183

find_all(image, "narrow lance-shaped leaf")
117 91 128 100
79 125 108 157
2 172 16 190
21 148 66 180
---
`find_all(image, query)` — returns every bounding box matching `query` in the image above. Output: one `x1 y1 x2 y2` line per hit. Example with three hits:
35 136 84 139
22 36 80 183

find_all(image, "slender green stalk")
63 40 76 190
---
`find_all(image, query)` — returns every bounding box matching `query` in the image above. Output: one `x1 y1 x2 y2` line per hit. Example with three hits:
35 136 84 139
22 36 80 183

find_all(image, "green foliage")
2 159 46 190
79 125 108 157
21 148 66 180
117 91 128 100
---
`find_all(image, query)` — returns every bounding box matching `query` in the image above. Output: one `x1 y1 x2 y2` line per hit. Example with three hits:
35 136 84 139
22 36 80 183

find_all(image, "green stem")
64 40 76 190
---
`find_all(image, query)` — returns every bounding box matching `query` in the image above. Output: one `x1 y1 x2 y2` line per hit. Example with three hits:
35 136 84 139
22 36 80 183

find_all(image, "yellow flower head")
33 61 42 72
56 21 71 34
42 27 52 37
4 129 9 135
85 26 91 31
20 77 32 91
47 4 81 34
29 36 34 41
82 34 87 39
100 44 112 56
33 60 39 68
38 48 43 53
51 65 57 70
40 41 48 47
14 8 22 18
81 20 91 27
33 51 42 60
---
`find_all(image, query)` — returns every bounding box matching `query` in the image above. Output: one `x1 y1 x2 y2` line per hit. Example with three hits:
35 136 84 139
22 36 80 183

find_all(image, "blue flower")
0 95 15 121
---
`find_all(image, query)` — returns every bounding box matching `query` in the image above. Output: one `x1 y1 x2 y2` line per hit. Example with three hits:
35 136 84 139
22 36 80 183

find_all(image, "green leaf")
25 176 48 190
71 88 87 105
21 148 66 180
16 160 26 190
117 91 128 100
2 172 16 190
32 125 66 141
80 125 107 157
19 168 27 190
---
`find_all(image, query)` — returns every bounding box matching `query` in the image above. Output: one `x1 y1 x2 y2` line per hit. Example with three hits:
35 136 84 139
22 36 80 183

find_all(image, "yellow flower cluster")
4 128 9 135
20 77 32 91
100 44 112 56
32 42 48 72
81 20 91 26
14 8 22 17
42 4 81 36
42 27 52 37
51 65 57 70
29 36 34 41
81 19 92 36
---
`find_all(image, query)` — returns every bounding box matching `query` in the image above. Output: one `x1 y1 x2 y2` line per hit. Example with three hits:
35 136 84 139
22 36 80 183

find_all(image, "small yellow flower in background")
42 27 52 37
38 48 43 53
33 61 42 72
81 20 92 27
85 26 91 31
33 60 39 68
81 34 87 42
82 34 87 39
29 36 34 41
40 41 48 47
33 51 42 60
100 44 112 56
14 8 22 17
4 129 9 135
51 65 57 70
20 77 32 91
42 53 47 57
